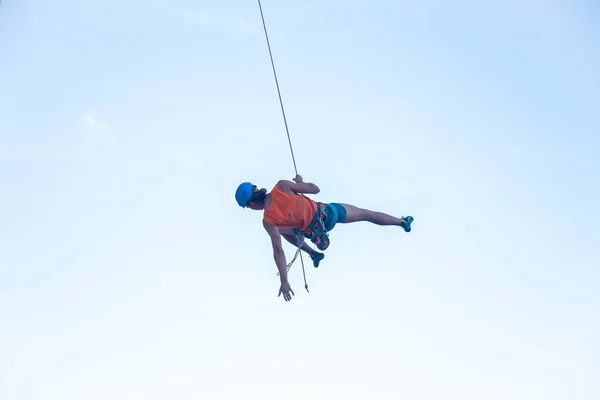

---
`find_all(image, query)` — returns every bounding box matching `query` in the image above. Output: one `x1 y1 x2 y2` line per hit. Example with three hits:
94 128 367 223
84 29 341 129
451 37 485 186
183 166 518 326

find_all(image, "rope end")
305 284 309 293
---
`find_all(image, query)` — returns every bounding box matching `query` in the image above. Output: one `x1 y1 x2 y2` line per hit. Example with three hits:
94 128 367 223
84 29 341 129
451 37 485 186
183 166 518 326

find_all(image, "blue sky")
1 0 599 399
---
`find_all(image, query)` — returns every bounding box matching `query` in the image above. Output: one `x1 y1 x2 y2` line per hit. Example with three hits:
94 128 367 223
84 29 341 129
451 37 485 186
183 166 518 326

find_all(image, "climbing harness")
257 0 310 292
293 202 330 251
278 202 330 279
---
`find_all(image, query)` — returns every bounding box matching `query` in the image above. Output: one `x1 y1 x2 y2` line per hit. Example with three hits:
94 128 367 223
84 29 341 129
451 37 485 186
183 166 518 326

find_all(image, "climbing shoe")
310 252 325 268
401 216 414 232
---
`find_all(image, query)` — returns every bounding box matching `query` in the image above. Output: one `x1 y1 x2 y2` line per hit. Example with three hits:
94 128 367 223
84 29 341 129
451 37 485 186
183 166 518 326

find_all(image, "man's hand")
280 175 319 195
278 280 295 302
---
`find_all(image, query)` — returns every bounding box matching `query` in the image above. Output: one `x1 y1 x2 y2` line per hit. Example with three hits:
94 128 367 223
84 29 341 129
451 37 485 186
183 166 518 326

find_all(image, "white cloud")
81 108 108 130
84 117 106 129
78 109 115 152
77 108 204 171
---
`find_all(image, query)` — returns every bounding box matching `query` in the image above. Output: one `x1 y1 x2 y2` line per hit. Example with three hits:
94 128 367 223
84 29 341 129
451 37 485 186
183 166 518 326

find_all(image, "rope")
257 0 309 293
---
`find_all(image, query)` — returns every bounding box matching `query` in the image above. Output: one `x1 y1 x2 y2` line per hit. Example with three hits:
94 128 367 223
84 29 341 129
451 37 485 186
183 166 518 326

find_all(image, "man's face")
246 201 264 210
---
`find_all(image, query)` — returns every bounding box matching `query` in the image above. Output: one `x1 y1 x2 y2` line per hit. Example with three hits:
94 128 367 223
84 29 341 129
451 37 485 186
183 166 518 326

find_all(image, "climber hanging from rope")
235 175 414 302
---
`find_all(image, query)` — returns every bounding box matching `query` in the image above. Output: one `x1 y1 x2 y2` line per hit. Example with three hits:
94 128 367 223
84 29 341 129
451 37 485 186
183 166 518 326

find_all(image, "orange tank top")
263 185 318 230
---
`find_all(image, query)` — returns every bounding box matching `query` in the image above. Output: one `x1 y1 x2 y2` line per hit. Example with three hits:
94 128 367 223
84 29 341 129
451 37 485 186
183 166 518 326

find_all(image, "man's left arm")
263 220 295 301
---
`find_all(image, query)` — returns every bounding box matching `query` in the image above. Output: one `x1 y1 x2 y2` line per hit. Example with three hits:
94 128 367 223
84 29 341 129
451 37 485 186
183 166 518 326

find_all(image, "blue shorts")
323 203 347 232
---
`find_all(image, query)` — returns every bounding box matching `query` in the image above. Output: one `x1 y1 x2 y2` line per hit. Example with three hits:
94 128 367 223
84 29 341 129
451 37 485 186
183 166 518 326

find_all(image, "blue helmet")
235 182 254 207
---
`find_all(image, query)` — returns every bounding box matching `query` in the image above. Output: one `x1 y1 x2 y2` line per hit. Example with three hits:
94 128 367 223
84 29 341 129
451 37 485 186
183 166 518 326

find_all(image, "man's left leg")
338 203 413 232
279 227 325 267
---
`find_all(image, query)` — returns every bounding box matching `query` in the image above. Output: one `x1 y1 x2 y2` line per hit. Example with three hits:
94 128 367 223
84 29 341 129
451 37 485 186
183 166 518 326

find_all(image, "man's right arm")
277 175 320 195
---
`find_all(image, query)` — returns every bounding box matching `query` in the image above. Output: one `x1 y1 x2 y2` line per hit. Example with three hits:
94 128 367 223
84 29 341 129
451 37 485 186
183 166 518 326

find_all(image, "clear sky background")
1 0 599 399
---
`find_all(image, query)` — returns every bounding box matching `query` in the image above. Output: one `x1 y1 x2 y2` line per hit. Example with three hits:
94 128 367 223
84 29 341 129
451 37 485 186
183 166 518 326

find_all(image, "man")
235 175 414 302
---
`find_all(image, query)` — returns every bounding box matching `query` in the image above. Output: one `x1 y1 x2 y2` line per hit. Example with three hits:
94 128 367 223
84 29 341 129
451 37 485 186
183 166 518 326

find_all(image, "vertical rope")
257 0 309 293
